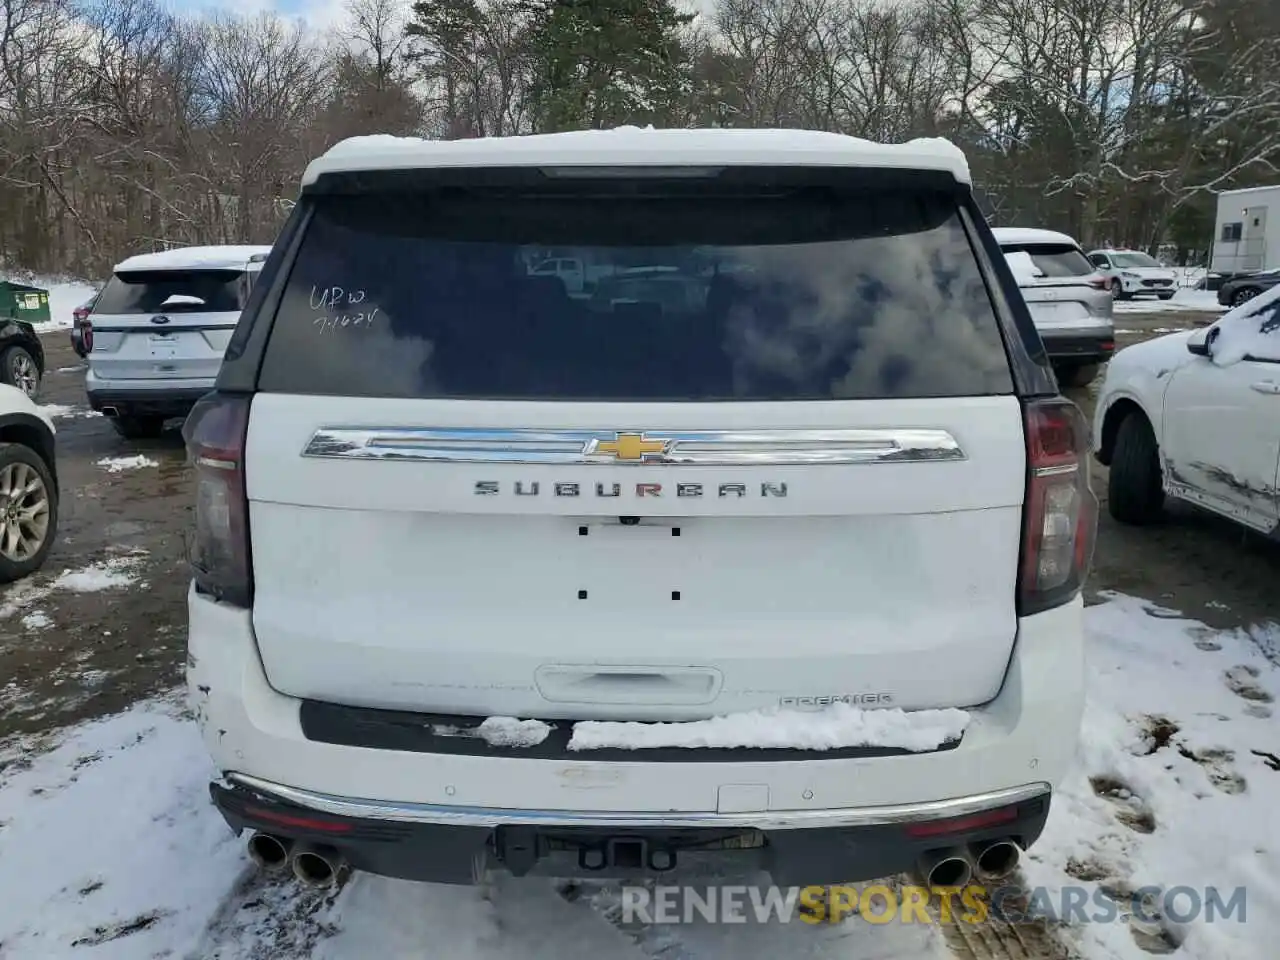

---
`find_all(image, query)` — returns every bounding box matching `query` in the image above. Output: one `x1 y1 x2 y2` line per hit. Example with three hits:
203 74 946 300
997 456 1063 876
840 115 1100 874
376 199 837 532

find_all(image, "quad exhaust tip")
917 846 972 889
247 832 293 871
970 839 1021 881
291 843 347 887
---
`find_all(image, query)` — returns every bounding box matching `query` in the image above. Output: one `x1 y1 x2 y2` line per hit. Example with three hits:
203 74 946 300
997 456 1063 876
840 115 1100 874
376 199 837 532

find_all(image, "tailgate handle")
536 665 722 705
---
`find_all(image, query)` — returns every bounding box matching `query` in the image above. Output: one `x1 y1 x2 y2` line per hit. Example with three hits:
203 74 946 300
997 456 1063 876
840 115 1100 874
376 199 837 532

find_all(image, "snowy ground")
0 596 1274 960
1112 290 1225 315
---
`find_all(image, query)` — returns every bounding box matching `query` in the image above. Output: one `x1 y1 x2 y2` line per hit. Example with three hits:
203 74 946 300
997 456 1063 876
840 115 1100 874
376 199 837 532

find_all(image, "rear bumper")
212 774 1051 884
1041 329 1116 365
188 588 1084 883
85 371 213 417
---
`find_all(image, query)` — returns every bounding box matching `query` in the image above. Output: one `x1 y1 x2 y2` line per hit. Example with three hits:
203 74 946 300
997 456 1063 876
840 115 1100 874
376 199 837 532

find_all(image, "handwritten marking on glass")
310 286 378 333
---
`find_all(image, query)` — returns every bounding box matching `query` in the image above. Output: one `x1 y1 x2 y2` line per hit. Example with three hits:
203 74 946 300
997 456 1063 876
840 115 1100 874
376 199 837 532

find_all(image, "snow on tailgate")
566 704 970 752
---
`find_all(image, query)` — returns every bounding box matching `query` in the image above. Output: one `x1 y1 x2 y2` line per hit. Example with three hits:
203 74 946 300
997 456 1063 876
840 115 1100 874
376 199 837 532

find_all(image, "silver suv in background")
993 228 1114 388
85 246 270 438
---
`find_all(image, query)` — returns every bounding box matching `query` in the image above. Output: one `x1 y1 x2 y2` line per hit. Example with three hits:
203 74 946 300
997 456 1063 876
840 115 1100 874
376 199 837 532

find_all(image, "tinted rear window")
95 270 247 315
999 244 1094 278
258 189 1013 401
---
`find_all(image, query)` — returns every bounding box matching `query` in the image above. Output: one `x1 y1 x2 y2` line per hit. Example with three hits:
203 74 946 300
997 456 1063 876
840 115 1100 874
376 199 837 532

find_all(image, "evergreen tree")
520 0 694 132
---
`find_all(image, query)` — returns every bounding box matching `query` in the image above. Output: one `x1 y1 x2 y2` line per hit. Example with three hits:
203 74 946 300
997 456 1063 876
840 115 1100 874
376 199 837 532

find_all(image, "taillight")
1088 275 1109 291
1018 398 1097 615
183 393 253 607
82 317 94 352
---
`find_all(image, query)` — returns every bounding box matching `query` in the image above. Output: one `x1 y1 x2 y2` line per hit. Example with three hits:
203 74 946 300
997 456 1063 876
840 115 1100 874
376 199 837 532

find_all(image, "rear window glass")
94 270 247 315
998 243 1094 278
258 189 1013 401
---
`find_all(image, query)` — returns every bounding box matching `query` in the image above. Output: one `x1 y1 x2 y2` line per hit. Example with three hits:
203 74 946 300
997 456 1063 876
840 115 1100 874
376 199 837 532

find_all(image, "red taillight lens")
1088 275 1109 291
1018 399 1098 615
183 393 253 607
82 317 94 352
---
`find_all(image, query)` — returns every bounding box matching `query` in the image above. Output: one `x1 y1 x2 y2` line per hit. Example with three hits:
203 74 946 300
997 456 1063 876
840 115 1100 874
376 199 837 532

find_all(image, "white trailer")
1211 184 1280 275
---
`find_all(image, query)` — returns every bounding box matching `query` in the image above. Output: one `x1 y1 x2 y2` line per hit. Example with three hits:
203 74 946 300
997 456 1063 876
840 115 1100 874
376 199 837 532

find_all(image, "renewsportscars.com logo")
620 884 1248 926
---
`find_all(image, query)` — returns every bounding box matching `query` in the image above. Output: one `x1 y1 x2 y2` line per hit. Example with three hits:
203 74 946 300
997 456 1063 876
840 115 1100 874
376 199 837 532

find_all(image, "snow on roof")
992 227 1081 248
301 128 972 187
114 245 272 274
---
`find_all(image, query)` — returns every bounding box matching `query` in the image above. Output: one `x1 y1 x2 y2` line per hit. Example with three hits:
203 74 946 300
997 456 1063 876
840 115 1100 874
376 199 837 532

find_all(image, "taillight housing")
81 316 94 353
1018 398 1097 615
1087 274 1109 291
183 393 253 607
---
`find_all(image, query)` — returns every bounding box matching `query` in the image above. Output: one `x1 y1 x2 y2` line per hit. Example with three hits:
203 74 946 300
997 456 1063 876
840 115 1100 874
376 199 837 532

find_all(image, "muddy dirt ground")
1 315 1278 745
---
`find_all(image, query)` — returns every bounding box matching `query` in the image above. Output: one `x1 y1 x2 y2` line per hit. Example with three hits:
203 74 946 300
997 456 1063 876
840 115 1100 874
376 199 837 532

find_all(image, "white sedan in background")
1094 285 1280 534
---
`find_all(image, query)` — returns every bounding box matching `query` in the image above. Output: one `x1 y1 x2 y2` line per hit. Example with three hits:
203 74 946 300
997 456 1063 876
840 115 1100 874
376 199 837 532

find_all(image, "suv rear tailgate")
247 397 1027 720
241 173 1029 721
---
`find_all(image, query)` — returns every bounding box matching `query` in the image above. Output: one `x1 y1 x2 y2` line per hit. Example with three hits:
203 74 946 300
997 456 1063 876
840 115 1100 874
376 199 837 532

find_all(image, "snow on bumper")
187 585 1084 817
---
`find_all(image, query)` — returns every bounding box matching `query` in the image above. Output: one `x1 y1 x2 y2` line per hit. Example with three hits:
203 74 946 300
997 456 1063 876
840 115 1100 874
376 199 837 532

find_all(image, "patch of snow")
114 245 271 274
1024 594 1280 960
568 704 969 752
52 555 144 593
96 455 159 473
474 716 552 747
1114 290 1226 314
37 403 99 419
992 226 1081 247
21 610 52 630
1003 249 1045 282
304 129 973 188
0 700 249 958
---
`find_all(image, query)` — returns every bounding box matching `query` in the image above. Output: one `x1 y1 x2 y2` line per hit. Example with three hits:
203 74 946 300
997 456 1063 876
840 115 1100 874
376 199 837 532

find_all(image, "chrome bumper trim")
224 774 1049 830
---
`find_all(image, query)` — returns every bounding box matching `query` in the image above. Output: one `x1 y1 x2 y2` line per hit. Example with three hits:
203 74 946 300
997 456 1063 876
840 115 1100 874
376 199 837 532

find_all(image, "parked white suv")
186 129 1095 890
1095 284 1280 531
85 245 270 438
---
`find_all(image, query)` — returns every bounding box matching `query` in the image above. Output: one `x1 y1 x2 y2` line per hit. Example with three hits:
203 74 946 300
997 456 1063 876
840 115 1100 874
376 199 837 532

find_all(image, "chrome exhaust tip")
247 832 292 871
970 839 1021 881
101 406 118 418
917 846 973 888
291 844 346 887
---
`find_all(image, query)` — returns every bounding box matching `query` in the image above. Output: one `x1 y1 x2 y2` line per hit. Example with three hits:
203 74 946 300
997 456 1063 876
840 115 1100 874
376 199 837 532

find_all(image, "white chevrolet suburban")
185 128 1094 891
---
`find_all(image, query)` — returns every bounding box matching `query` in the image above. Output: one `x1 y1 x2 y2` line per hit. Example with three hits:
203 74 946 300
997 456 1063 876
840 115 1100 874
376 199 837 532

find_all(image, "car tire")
0 442 58 584
111 416 167 440
1055 364 1100 389
1231 287 1261 307
1 345 41 399
1108 413 1164 525
1111 281 1132 301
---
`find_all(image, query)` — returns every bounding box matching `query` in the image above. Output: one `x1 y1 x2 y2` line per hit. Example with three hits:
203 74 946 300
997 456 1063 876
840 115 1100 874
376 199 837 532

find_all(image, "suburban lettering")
677 483 703 498
636 483 662 497
719 483 747 498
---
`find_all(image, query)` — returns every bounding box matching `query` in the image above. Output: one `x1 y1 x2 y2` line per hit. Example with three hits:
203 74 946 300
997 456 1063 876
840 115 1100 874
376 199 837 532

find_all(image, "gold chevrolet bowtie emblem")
593 433 669 461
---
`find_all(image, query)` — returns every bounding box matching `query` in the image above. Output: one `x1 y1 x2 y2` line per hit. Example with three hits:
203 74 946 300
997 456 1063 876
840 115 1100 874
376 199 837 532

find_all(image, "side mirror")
1187 328 1213 357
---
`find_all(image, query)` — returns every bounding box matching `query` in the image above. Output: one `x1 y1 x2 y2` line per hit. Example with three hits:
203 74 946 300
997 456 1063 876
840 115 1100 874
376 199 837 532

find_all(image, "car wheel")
0 442 57 584
1231 287 1260 307
1055 363 1100 389
1108 412 1164 525
111 416 167 440
1111 281 1132 301
1 346 41 398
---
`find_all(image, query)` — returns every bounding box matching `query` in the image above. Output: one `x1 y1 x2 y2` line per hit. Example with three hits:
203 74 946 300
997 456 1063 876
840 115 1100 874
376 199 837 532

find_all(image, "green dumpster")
0 281 52 326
